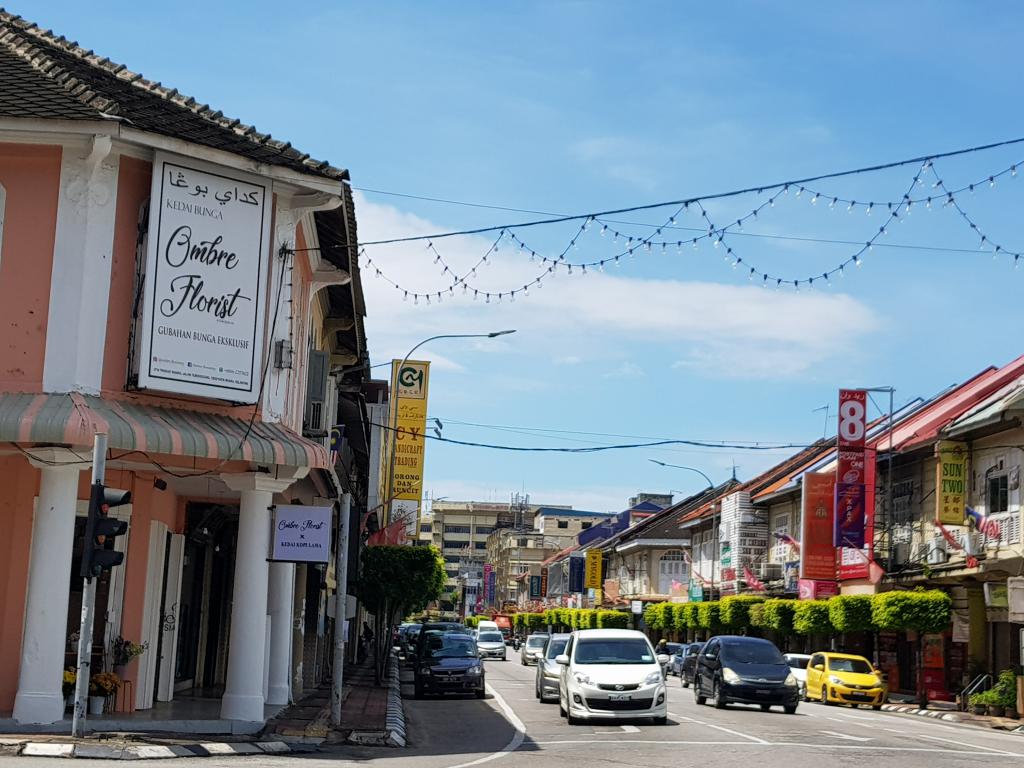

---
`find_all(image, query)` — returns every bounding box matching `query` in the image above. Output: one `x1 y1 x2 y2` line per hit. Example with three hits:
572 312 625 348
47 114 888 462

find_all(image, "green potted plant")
996 669 1019 719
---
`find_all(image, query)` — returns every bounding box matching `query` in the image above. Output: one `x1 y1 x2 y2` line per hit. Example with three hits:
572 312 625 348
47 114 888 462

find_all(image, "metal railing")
959 673 992 711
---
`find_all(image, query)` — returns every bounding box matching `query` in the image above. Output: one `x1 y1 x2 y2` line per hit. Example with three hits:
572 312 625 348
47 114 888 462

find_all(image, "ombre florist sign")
271 505 332 563
137 152 272 403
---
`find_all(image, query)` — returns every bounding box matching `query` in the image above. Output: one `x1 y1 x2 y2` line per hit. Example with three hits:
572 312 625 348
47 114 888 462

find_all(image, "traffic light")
80 482 131 580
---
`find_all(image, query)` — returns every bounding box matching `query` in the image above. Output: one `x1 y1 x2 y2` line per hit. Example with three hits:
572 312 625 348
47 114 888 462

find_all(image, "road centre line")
446 683 526 768
668 712 768 744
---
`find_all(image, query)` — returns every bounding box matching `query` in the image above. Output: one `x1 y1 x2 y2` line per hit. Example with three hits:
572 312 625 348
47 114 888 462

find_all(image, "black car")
677 642 704 687
693 636 799 714
413 632 485 699
413 622 468 659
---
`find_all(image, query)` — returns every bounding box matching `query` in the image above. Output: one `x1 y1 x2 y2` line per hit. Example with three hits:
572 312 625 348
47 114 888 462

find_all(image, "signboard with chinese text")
529 575 542 598
585 550 603 590
387 360 431 534
540 566 549 597
137 153 271 402
936 441 968 525
800 472 837 580
270 505 332 563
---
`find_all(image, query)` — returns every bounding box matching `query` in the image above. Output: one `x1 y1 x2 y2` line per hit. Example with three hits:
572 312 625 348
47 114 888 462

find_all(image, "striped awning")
0 392 328 469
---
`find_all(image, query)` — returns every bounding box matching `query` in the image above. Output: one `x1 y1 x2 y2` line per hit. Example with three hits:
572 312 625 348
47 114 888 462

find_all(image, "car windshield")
526 636 547 648
687 645 703 656
830 657 873 674
575 638 654 665
479 632 503 642
546 639 568 658
722 641 785 665
425 635 478 659
787 656 810 669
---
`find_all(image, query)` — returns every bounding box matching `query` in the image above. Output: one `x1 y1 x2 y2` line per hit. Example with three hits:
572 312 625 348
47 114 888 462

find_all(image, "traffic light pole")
71 432 106 738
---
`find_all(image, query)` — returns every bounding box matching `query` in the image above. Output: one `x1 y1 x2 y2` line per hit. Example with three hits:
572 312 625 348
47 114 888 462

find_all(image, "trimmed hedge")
597 610 631 628
761 599 797 634
677 603 700 631
720 596 765 629
793 600 832 635
696 601 721 630
829 595 874 634
871 589 952 634
748 602 767 628
643 602 676 631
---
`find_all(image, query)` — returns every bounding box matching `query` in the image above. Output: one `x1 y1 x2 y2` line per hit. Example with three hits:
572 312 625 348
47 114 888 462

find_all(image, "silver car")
535 633 570 702
520 633 549 666
476 630 507 660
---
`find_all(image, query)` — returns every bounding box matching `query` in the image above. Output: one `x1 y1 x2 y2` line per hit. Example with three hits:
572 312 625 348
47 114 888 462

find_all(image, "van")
477 620 499 634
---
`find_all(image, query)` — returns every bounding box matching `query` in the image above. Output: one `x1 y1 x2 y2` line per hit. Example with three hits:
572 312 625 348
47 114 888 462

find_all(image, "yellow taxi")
805 652 886 709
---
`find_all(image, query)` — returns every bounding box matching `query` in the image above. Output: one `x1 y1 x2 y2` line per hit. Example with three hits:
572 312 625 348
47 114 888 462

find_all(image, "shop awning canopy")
0 392 328 469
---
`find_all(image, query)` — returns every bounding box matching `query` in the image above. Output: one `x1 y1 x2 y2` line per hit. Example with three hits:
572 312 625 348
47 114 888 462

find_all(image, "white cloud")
355 194 881 380
603 361 645 379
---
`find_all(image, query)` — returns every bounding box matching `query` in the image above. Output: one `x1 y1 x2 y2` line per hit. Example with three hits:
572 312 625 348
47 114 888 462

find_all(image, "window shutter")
303 349 329 435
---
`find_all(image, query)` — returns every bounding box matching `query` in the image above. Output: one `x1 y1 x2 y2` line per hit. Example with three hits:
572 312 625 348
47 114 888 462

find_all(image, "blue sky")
24 1 1024 510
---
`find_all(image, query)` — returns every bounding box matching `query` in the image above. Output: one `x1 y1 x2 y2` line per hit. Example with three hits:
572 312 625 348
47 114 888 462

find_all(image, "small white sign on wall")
271 505 332 563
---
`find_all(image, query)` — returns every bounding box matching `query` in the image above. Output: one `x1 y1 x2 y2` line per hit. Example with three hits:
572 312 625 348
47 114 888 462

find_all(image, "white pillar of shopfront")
267 562 295 705
14 454 84 724
220 472 303 721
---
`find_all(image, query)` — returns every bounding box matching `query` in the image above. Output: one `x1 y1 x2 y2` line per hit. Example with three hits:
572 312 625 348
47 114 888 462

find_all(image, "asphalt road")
5 656 1024 767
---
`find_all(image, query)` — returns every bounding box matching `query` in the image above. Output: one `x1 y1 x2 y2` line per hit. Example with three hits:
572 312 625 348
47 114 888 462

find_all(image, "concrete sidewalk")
883 694 1024 733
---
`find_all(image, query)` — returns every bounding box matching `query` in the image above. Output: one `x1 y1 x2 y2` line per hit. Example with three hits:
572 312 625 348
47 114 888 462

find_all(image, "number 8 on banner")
838 389 867 448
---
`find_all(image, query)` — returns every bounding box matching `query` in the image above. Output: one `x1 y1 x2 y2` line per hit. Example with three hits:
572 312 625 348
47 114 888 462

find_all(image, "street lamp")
649 458 718 598
384 331 516 530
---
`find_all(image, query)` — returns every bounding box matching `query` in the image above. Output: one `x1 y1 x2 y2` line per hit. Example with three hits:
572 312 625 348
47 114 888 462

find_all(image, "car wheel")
681 674 689 689
850 703 859 709
559 695 567 718
414 682 424 700
802 686 810 703
653 715 668 725
535 679 541 699
475 688 486 699
822 686 835 706
784 705 798 715
713 679 727 709
759 704 771 712
872 704 882 711
694 677 707 706
567 711 582 726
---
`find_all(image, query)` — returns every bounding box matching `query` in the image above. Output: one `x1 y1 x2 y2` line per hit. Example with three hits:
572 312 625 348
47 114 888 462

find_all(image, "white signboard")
271 505 332 563
631 600 644 615
137 152 272 402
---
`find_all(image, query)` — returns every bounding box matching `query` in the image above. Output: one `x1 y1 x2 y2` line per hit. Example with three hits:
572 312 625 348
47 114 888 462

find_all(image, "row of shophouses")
0 12 385 727
525 355 1024 700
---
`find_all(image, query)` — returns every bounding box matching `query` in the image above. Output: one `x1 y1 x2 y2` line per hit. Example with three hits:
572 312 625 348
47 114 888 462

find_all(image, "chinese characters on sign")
529 575 542 599
540 566 549 598
936 441 968 525
138 153 271 402
801 472 837 581
584 550 603 590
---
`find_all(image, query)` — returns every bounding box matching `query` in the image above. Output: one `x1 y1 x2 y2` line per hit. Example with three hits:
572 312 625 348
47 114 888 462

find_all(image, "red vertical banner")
838 447 876 580
801 472 836 581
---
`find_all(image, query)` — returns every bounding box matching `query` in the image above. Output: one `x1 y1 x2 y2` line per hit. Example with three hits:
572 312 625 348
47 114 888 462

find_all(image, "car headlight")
644 671 664 685
829 675 844 685
574 672 592 686
722 667 740 684
785 673 798 687
419 666 432 675
466 666 482 676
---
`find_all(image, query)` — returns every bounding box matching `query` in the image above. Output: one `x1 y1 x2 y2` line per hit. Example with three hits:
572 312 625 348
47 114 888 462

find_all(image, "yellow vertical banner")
936 440 968 525
387 360 430 535
585 550 603 590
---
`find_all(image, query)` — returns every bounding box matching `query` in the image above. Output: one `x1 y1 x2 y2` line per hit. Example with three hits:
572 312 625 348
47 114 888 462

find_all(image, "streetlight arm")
648 459 714 489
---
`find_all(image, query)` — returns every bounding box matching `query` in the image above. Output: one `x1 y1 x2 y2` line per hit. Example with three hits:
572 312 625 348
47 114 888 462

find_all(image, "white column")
266 561 295 705
14 460 83 724
219 471 304 722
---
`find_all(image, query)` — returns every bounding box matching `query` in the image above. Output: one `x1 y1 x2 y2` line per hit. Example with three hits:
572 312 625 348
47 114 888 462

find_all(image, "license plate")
756 689 770 695
609 694 632 702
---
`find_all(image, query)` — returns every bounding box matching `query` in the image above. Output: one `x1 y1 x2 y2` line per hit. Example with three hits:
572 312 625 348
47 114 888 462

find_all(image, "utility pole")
331 492 352 727
72 433 105 738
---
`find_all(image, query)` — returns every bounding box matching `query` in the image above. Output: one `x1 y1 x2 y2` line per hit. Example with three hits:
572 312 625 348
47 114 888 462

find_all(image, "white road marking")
446 683 526 768
913 733 1020 756
819 730 872 742
531 740 1020 755
620 725 641 733
669 712 768 744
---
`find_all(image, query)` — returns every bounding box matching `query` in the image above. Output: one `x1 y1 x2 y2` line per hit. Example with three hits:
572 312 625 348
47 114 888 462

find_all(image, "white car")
476 630 507 660
557 629 669 725
783 653 812 699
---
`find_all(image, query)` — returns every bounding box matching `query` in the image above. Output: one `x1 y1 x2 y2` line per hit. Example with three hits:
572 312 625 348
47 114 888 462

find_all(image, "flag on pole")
742 565 766 593
966 506 1001 539
934 519 980 568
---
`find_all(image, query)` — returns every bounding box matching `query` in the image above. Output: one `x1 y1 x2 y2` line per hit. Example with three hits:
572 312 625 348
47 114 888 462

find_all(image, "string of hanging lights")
329 140 1024 304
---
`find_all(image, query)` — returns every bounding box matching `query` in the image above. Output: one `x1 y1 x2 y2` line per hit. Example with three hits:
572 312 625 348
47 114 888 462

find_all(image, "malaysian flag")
934 519 979 569
772 531 801 551
966 506 1001 539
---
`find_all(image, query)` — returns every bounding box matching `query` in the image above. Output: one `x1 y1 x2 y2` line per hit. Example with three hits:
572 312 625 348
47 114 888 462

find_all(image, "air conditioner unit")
893 542 912 565
757 562 784 581
926 540 948 565
961 531 982 556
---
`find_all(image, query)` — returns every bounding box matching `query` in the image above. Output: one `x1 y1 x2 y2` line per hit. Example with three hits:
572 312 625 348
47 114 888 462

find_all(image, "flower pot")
1006 708 1020 720
972 704 987 715
987 704 1005 717
113 664 127 678
88 696 105 715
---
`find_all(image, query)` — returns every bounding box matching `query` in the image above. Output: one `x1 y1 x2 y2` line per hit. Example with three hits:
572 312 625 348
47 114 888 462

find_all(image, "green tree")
871 589 952 707
696 601 721 632
749 602 767 628
793 600 832 635
720 596 764 631
357 545 446 682
829 595 875 634
597 610 630 628
761 599 797 634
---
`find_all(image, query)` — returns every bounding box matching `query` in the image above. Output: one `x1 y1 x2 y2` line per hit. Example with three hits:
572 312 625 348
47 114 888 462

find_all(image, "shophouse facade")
0 12 370 726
